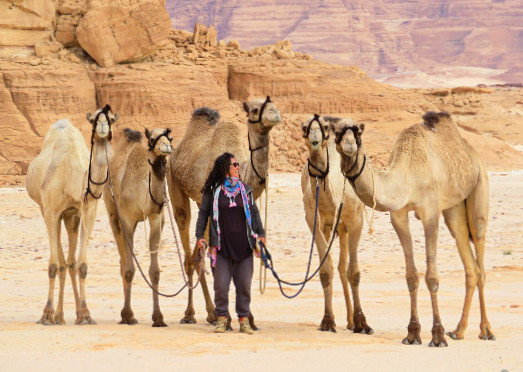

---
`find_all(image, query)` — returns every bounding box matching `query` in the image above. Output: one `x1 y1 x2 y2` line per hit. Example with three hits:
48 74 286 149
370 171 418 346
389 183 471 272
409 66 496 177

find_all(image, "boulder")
76 1 171 66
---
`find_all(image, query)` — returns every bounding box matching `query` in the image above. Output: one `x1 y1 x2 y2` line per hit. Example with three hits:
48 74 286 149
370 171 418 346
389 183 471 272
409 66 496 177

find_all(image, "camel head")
243 96 282 132
86 104 118 141
145 128 173 157
334 118 365 158
301 114 330 151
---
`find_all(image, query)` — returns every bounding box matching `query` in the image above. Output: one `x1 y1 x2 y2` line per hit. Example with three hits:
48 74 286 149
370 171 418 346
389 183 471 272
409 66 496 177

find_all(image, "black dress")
217 190 252 261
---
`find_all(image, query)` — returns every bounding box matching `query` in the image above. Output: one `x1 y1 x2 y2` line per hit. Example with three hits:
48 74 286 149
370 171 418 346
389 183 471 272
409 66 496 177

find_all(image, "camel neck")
341 146 406 212
85 139 110 201
147 153 167 212
243 127 269 199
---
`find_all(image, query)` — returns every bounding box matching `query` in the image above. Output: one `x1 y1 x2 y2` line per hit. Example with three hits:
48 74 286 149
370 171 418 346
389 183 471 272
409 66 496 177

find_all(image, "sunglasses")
231 162 240 168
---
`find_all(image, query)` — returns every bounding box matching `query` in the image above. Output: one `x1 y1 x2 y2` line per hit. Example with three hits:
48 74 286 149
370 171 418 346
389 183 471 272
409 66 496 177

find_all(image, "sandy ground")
0 172 522 372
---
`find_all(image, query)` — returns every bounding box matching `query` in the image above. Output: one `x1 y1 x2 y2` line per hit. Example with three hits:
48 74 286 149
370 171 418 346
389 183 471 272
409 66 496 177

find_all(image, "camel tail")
463 198 474 242
422 111 451 129
192 107 220 125
123 128 142 143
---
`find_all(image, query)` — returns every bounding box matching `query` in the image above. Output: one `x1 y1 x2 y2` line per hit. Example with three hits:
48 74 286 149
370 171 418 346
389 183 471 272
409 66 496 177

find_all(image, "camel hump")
422 111 451 129
123 128 142 143
322 116 341 124
192 107 220 125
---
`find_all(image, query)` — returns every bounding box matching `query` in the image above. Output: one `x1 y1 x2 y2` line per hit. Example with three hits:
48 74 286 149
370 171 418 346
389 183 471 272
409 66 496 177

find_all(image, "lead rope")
259 174 269 294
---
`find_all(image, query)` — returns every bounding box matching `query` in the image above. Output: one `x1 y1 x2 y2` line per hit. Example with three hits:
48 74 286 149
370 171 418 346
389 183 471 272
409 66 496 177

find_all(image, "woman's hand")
197 239 207 249
254 237 266 258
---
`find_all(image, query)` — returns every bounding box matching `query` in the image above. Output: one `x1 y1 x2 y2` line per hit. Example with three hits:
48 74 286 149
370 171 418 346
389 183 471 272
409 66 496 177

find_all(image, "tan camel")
300 115 372 334
334 111 494 346
26 105 117 325
167 97 282 326
103 127 173 326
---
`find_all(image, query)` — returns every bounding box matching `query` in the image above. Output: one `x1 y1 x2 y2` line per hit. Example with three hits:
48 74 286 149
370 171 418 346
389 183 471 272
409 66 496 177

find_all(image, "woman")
196 152 265 335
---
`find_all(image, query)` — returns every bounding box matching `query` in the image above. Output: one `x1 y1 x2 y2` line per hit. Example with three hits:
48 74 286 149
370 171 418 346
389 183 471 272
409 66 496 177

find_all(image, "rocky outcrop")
166 0 523 85
76 1 172 67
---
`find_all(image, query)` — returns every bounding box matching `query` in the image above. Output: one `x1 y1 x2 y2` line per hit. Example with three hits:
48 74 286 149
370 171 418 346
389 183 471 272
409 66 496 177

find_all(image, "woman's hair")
201 152 235 194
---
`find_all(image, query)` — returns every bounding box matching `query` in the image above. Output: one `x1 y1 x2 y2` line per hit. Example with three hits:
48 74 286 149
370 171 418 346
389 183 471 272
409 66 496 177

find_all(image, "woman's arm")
250 194 265 238
195 191 212 240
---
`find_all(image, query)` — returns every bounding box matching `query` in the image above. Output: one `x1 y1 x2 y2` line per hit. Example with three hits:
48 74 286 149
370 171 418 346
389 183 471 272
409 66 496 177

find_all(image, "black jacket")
195 182 265 249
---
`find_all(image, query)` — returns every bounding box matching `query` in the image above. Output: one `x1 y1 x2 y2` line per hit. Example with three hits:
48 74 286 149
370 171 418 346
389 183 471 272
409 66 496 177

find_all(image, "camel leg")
148 214 167 327
54 215 67 325
336 224 353 330
305 210 335 332
442 202 479 340
390 210 421 345
106 200 138 325
168 182 197 324
63 214 81 321
75 204 97 325
466 170 495 340
347 212 373 334
419 209 447 347
38 210 61 325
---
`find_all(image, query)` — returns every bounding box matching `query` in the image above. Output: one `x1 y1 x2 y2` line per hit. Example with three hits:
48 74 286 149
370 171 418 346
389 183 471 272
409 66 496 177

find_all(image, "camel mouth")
311 140 320 147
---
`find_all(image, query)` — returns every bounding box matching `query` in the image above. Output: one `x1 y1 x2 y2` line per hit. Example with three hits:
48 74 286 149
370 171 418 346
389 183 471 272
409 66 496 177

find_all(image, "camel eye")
252 108 259 115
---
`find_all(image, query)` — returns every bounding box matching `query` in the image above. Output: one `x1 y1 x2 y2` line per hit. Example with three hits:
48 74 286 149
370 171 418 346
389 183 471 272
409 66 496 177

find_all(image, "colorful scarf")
209 178 258 267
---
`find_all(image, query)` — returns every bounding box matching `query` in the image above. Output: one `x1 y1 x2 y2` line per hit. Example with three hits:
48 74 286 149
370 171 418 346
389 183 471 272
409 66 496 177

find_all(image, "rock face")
76 1 172 66
166 0 523 85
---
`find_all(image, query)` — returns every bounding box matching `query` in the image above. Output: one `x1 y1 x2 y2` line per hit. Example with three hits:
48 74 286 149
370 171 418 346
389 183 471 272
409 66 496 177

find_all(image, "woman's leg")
214 254 233 317
233 254 254 318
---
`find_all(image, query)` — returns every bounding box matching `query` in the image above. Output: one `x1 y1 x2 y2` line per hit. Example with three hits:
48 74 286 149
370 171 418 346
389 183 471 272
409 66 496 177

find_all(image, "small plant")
502 250 512 255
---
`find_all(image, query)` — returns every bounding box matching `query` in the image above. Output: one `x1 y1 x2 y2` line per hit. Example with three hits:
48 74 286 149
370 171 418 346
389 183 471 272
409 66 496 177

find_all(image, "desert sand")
0 171 521 372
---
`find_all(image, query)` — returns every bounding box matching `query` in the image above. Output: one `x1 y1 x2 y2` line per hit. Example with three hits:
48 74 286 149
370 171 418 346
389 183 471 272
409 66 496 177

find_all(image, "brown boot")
239 317 254 335
214 316 227 333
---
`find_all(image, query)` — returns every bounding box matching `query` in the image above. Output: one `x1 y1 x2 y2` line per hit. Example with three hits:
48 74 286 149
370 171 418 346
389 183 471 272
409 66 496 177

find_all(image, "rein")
247 131 268 185
105 144 203 298
84 105 112 201
306 114 329 188
147 159 165 213
259 179 345 299
344 154 366 189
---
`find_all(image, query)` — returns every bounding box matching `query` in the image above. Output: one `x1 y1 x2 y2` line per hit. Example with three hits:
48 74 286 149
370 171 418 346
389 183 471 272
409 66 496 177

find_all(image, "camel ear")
166 128 171 134
358 123 365 134
243 101 250 113
145 128 151 139
86 112 92 122
114 112 119 122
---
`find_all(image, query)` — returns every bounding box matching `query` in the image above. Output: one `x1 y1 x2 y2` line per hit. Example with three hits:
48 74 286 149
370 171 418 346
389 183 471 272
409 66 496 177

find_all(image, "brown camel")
167 97 282 326
103 127 173 326
301 115 372 334
334 111 494 346
26 105 117 325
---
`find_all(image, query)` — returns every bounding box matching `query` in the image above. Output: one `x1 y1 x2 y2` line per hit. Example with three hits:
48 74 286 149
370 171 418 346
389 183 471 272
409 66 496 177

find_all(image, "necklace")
221 185 240 207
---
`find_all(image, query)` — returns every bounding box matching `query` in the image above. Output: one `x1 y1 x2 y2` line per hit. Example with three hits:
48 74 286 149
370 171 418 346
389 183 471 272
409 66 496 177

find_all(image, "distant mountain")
166 0 523 86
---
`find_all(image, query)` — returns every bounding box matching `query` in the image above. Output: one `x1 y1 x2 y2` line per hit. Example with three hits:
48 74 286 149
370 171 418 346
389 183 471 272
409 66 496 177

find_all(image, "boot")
214 316 227 333
239 317 254 335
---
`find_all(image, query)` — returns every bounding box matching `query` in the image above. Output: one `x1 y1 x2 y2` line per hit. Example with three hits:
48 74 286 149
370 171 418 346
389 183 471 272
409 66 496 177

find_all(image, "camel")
103 127 173 326
300 114 372 334
26 104 117 325
167 97 282 326
333 111 494 346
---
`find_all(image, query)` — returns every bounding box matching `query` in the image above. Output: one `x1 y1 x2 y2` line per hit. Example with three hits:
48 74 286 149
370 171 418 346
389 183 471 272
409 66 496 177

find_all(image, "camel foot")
318 314 336 332
429 324 448 347
54 312 66 325
180 316 196 324
402 320 421 345
206 312 217 325
152 312 167 327
446 330 464 340
248 312 258 331
37 309 56 326
75 309 96 325
120 309 138 325
353 311 373 335
479 325 496 341
346 322 355 331
226 315 233 331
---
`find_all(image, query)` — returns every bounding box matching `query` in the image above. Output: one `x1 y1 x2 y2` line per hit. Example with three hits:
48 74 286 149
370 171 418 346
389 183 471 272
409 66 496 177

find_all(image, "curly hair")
201 152 235 194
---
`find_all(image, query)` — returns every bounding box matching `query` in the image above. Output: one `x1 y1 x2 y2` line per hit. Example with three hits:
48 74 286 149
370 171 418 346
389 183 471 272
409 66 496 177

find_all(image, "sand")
0 171 522 372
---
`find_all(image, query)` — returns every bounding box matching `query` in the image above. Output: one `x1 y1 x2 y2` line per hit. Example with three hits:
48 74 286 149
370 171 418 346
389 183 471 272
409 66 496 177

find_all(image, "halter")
148 128 172 151
248 96 272 124
84 104 113 201
306 114 329 186
147 129 172 212
343 154 366 190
